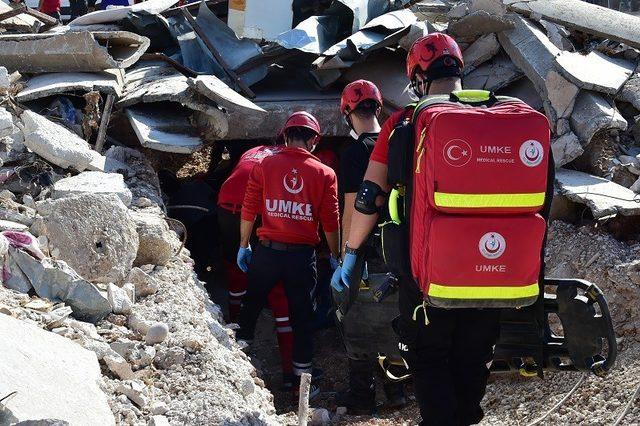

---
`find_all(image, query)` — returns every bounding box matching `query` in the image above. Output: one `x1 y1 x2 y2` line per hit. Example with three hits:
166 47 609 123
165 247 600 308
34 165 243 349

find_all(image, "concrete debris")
52 171 132 207
148 415 170 426
462 33 501 75
463 51 523 92
104 354 136 380
556 168 640 218
16 72 124 102
498 14 578 131
69 0 177 26
618 73 640 110
449 10 513 41
497 77 543 111
130 210 175 267
0 314 114 425
555 51 635 95
570 91 628 147
21 110 95 172
108 283 133 315
127 267 160 298
116 380 148 408
44 194 139 283
10 249 111 323
0 31 150 73
145 322 169 345
507 0 640 49
551 131 584 167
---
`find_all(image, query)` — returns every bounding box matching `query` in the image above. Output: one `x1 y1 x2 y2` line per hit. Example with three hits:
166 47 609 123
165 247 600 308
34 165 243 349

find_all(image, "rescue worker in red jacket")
218 145 298 387
236 111 340 398
333 34 500 425
334 80 406 414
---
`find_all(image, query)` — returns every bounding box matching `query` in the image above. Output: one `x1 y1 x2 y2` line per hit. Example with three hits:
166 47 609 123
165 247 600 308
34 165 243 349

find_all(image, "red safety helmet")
281 111 321 136
340 80 383 115
406 33 464 80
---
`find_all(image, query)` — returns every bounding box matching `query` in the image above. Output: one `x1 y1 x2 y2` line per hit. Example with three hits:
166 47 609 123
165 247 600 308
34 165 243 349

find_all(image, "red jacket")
241 147 339 245
218 146 281 211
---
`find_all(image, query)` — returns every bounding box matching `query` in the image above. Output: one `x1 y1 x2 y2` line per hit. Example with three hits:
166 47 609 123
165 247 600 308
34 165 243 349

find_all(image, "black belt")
261 239 312 252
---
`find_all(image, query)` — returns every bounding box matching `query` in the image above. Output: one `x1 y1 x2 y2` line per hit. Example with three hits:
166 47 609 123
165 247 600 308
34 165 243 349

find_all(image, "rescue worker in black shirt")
334 80 406 414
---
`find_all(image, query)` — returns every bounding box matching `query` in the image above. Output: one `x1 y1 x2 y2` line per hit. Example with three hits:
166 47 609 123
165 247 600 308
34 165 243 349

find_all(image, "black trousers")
396 278 500 426
237 243 317 375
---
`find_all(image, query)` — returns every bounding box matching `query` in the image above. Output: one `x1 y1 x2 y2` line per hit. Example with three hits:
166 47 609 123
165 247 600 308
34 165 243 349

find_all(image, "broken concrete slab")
506 0 640 50
21 110 95 172
51 171 133 206
552 131 583 167
555 51 635 95
497 77 543 111
556 168 640 218
0 220 28 232
125 107 204 154
449 10 513 41
463 51 523 92
70 0 177 26
570 91 627 147
2 247 32 293
618 73 640 110
498 14 579 130
44 194 139 284
462 33 500 76
16 72 124 102
10 249 112 323
0 107 13 138
0 1 41 34
0 314 115 425
107 282 132 315
469 0 506 16
0 31 149 73
189 75 266 114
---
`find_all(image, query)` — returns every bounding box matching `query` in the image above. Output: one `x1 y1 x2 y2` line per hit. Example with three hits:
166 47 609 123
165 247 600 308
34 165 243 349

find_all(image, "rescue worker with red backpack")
236 111 340 399
332 33 555 425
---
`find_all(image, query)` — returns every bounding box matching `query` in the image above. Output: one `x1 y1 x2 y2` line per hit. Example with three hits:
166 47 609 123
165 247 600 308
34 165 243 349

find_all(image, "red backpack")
383 90 551 309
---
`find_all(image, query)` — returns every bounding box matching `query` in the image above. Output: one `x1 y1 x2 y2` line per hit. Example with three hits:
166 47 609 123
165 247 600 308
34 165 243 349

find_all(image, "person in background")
38 0 61 21
334 80 406 414
236 111 340 399
69 0 87 20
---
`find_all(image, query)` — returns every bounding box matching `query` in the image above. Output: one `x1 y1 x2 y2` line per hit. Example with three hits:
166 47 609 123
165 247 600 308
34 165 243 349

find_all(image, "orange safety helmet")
281 111 321 136
340 79 383 115
406 33 464 81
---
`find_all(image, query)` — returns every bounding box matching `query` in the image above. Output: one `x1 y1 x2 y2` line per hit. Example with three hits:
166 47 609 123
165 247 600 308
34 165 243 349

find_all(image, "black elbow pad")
355 180 385 215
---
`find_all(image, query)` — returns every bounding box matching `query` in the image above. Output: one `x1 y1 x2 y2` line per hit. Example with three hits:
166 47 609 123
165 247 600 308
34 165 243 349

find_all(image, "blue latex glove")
331 266 346 292
329 255 340 271
237 245 252 273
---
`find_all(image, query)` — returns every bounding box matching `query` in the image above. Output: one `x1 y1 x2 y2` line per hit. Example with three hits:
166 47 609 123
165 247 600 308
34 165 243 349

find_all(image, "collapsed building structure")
0 0 640 424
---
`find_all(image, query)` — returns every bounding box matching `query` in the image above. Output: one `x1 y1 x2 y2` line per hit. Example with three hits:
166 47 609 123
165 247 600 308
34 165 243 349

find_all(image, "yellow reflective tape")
428 282 539 299
388 188 402 225
451 89 491 102
415 128 427 174
434 192 545 208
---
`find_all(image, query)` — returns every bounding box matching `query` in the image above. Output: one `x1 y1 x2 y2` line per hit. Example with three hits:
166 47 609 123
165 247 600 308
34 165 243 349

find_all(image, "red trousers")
225 260 294 375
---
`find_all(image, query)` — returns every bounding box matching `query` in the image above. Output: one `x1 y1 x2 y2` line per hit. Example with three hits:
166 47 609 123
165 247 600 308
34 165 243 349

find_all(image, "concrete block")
463 52 522 92
469 0 506 15
44 194 139 283
498 15 579 129
0 314 114 425
570 91 627 147
618 73 640 110
10 249 111 323
107 283 132 315
555 51 635 95
552 131 583 167
556 168 640 218
130 210 174 267
52 171 132 206
449 10 513 41
462 33 500 76
0 67 9 93
507 0 640 50
21 110 94 171
0 107 13 138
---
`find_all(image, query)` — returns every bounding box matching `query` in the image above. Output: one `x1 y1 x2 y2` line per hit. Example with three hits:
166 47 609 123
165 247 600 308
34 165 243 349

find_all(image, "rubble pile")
0 0 640 424
0 81 280 425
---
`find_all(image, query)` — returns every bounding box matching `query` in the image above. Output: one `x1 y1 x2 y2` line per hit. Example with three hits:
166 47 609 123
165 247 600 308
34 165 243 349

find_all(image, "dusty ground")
244 220 640 425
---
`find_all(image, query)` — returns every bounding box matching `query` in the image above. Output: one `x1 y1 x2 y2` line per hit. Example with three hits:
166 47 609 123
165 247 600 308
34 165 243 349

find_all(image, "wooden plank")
181 8 255 99
24 7 59 28
507 0 640 49
94 94 115 154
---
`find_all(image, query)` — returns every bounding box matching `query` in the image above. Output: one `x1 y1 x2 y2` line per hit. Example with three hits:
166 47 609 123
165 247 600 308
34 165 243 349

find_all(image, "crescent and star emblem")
283 169 304 194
